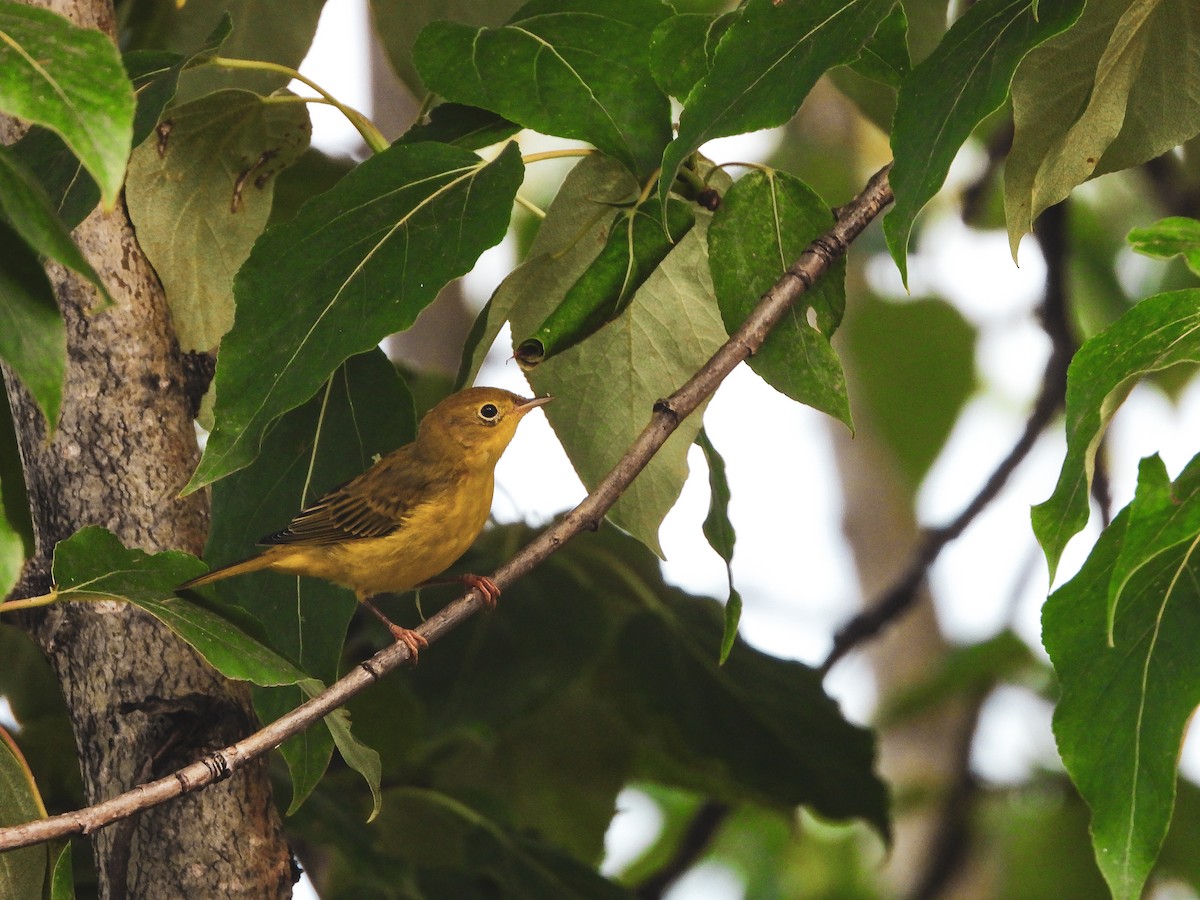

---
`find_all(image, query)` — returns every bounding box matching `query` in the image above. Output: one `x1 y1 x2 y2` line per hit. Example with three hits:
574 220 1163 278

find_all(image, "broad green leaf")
885 0 1084 283
508 164 730 555
207 349 416 680
1128 216 1200 277
256 684 335 815
659 0 892 212
396 103 520 151
1044 476 1200 900
375 787 632 898
618 600 889 838
126 90 311 352
52 526 307 685
369 0 526 96
1032 290 1200 580
4 126 99 231
0 143 111 305
124 0 324 101
696 429 740 664
315 689 383 822
708 169 851 427
0 727 47 900
0 2 134 207
0 221 66 431
414 0 671 180
1107 455 1200 643
124 13 233 148
1006 0 1200 257
840 294 976 491
515 198 696 368
648 12 737 101
846 3 910 88
457 154 630 389
188 141 523 492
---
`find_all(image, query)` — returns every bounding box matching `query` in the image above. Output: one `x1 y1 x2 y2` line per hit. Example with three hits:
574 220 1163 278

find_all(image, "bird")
178 387 551 660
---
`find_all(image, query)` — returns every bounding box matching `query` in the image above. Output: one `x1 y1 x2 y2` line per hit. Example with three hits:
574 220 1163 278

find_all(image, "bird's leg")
358 594 428 660
418 574 501 610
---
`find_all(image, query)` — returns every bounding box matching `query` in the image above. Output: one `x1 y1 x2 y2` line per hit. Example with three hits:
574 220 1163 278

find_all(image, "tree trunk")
2 1 291 895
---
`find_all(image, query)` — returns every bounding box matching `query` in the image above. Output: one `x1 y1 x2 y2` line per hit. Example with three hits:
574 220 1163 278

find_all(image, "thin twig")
0 164 896 854
635 801 730 899
821 200 1074 675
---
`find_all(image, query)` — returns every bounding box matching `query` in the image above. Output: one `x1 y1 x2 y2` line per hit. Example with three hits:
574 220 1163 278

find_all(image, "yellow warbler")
178 387 551 658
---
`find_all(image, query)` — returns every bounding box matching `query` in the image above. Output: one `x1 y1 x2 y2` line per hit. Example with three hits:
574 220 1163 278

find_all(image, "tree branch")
821 199 1075 675
0 163 895 854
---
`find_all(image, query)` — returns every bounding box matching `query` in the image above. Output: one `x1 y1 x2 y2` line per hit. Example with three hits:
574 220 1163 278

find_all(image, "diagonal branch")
0 163 895 854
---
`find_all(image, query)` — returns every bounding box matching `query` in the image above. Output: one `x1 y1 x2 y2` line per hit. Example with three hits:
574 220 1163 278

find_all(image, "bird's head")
418 387 552 466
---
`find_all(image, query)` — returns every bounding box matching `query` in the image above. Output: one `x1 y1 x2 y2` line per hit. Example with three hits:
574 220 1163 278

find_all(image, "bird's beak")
515 395 553 416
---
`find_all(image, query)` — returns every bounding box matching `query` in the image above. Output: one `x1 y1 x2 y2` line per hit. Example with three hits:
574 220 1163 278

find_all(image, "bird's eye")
479 403 499 422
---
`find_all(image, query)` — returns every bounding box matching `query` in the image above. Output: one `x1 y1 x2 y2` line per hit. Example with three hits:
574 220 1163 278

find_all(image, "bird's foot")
388 625 429 661
461 574 501 610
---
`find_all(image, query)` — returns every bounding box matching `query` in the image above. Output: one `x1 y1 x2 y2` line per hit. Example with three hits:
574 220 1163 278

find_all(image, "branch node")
652 398 678 423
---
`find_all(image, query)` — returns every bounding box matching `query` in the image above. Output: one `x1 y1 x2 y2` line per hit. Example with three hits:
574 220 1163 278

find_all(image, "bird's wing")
258 453 437 546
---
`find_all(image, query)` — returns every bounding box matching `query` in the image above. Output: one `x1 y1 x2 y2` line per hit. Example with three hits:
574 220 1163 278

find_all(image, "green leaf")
1032 290 1200 580
708 169 851 428
696 429 740 663
507 159 729 554
48 841 72 900
1128 216 1200 277
4 126 99 231
618 600 889 839
0 1 134 207
885 0 1084 283
1043 471 1200 900
125 89 311 352
256 684 335 815
457 154 630 389
124 13 233 149
187 141 523 492
414 0 671 180
124 0 324 101
840 295 976 491
315 690 383 823
0 221 67 432
515 198 696 368
0 143 111 305
374 787 633 898
0 727 47 900
1005 0 1200 257
846 3 911 88
1107 455 1200 644
396 103 520 151
52 526 307 685
207 349 416 681
658 0 892 212
647 12 736 101
369 0 527 96
0 479 21 599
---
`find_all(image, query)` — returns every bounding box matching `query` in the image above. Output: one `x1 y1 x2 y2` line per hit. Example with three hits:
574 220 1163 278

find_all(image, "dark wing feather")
258 451 439 546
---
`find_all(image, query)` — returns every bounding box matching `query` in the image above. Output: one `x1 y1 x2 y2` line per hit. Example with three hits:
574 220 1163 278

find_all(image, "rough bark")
2 1 291 895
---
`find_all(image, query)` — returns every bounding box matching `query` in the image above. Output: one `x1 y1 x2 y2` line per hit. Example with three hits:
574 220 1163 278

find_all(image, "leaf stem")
514 194 547 219
520 148 596 165
0 591 59 613
208 56 390 154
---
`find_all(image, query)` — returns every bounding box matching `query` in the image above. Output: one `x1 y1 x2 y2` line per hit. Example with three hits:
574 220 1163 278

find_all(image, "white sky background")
289 3 1200 897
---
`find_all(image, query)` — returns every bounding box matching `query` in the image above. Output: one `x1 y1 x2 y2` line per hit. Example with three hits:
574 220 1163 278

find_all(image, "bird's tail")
177 554 274 591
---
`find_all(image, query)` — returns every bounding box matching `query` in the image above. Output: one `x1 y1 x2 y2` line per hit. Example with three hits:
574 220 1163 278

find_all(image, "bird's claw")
389 625 428 661
462 574 501 610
